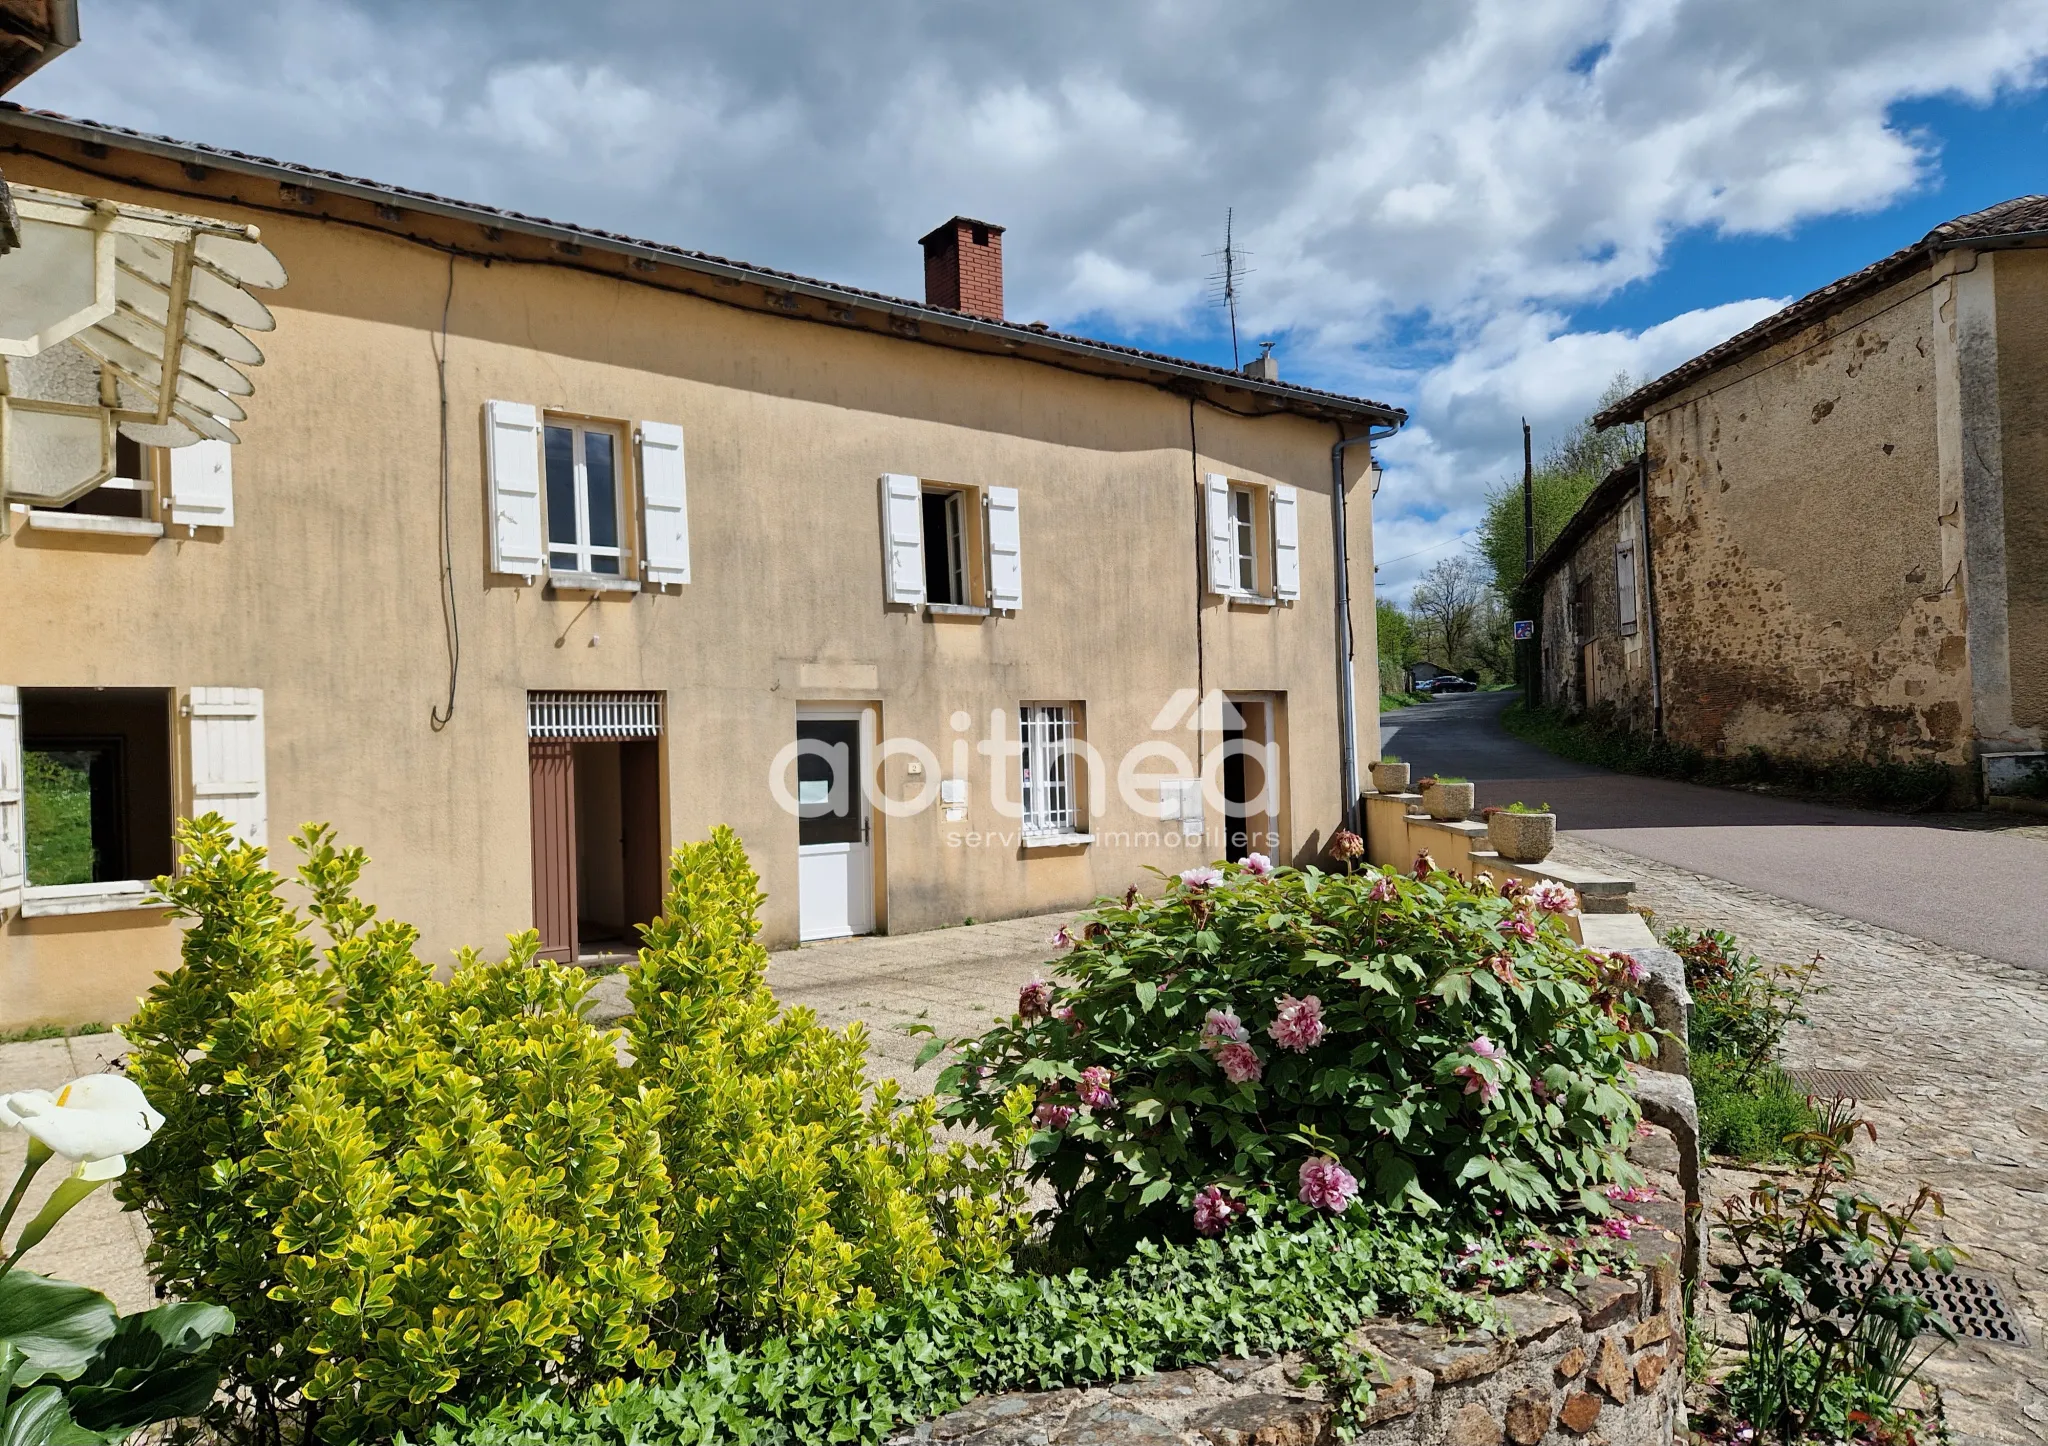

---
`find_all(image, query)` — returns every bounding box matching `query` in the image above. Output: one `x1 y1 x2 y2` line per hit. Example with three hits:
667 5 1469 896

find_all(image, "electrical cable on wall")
429 252 461 731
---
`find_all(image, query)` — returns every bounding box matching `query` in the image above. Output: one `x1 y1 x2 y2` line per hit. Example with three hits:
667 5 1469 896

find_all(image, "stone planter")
1419 779 1474 821
1369 760 1410 794
1488 809 1556 863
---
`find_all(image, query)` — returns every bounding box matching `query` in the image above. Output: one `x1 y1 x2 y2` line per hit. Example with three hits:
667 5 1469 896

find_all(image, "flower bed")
942 859 1657 1257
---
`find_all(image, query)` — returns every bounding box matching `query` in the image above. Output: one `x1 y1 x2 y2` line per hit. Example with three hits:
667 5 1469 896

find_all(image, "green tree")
1474 373 1644 601
1409 556 1486 668
1375 599 1419 666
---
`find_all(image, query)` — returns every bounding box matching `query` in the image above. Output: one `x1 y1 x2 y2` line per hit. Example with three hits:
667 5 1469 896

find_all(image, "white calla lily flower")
0 1073 164 1172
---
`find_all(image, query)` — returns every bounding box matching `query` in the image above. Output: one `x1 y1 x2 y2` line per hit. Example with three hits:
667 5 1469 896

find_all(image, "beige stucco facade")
0 123 1390 1027
1614 234 2047 779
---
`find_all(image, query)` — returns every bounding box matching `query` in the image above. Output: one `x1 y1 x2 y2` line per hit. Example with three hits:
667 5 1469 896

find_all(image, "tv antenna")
1206 208 1252 369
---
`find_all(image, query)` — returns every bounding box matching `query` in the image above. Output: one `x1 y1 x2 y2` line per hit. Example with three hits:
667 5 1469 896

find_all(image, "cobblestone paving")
1552 835 2048 1446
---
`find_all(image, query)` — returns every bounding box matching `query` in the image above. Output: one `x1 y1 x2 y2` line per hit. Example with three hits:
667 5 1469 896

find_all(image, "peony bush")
940 858 1654 1256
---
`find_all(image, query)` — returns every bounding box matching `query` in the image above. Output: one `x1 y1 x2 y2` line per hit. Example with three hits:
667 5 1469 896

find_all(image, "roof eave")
0 105 1405 428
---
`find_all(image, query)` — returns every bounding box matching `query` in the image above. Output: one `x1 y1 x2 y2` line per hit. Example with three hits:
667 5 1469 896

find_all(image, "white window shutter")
881 473 926 605
168 439 234 529
638 420 690 587
486 401 545 580
187 688 266 848
986 485 1022 610
0 687 22 910
1204 473 1237 595
1271 484 1301 601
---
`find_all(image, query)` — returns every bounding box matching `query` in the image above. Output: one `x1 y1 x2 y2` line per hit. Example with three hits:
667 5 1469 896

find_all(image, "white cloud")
18 0 2048 600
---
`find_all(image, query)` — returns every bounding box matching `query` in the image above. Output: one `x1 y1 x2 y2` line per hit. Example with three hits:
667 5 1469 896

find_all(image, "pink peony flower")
1469 1034 1503 1059
1268 994 1326 1052
1605 1184 1660 1204
1412 851 1438 878
1202 1007 1248 1046
1618 951 1648 983
1191 1184 1245 1237
1328 829 1365 862
1033 1100 1076 1130
1474 870 1495 893
1500 915 1537 943
1053 1004 1080 1032
1531 1077 1556 1103
1595 1216 1634 1240
1241 852 1274 876
1368 873 1400 903
1454 1063 1502 1104
1077 1065 1116 1110
1214 1041 1263 1084
1297 1155 1358 1214
1529 881 1579 915
1018 979 1054 1022
1052 925 1077 949
1179 866 1224 890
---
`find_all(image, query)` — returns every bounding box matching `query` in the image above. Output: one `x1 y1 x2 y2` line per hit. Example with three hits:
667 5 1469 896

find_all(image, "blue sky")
20 1 2048 599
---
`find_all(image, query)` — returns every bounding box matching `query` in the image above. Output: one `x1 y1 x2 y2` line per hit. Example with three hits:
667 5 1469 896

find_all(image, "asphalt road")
1380 691 2048 972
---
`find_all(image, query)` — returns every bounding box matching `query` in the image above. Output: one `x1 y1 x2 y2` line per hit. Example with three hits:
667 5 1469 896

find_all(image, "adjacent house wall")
1536 491 1654 733
0 143 1374 1025
1641 269 1970 766
1995 248 2048 741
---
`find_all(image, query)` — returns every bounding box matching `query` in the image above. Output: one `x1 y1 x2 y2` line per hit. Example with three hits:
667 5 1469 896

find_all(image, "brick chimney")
920 216 1004 319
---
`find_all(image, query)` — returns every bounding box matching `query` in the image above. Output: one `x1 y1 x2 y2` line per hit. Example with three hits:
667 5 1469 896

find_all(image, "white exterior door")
795 711 874 941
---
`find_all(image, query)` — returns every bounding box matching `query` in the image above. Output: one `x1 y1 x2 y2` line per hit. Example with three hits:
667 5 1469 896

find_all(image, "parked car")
1423 675 1477 694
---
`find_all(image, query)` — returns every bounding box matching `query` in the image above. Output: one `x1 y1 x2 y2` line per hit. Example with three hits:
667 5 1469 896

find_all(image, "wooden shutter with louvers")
187 687 266 846
486 401 545 580
638 420 690 587
1616 526 1639 637
985 485 1022 610
1204 473 1237 596
881 473 926 605
1271 484 1301 601
529 739 577 962
0 687 22 910
167 440 234 529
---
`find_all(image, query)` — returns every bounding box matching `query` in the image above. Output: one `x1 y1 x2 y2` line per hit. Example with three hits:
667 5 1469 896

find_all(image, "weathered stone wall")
1641 268 1972 766
1995 248 2048 739
892 1133 1689 1446
1536 490 1655 734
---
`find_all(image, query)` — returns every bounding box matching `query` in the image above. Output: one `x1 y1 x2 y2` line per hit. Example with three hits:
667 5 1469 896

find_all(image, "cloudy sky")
21 0 2048 597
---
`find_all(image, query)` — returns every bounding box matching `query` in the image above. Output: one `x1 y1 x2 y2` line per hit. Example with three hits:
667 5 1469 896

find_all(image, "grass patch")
1379 692 1432 712
0 1021 115 1045
1501 702 1953 811
1693 1049 1817 1163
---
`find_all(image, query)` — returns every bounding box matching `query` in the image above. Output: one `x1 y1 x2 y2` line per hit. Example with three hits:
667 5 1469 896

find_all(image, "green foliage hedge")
1500 703 1953 810
1692 1050 1816 1163
121 819 1027 1444
942 860 1653 1257
417 1210 1489 1446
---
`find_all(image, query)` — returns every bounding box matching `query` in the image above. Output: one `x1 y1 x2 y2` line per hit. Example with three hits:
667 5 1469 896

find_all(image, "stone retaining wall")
891 1133 1689 1446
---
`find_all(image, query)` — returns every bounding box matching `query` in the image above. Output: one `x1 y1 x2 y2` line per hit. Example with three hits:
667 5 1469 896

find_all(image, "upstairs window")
922 487 969 605
1230 484 1258 593
1020 703 1079 836
544 420 625 576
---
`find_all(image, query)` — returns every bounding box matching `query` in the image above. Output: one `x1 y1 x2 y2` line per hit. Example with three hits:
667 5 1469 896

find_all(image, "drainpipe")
1332 422 1403 834
1636 452 1664 736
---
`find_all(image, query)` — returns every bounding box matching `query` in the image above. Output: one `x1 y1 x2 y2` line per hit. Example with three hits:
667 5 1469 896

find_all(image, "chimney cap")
919 216 1006 248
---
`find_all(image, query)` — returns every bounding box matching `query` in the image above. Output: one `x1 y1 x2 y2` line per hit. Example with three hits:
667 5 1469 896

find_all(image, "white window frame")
925 486 968 606
543 419 628 578
1019 704 1078 837
1230 484 1259 594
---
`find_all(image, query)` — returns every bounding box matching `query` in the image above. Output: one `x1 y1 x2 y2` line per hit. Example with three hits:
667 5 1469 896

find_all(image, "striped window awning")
527 691 664 740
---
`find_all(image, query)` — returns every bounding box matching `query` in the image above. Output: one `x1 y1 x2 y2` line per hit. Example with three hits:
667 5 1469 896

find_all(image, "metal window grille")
1020 704 1076 835
527 691 664 740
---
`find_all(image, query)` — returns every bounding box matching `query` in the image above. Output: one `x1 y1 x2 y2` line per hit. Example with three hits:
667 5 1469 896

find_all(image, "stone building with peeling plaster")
1580 196 2048 792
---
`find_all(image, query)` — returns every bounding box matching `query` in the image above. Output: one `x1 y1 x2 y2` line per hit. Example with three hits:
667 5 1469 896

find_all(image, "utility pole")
1520 418 1535 699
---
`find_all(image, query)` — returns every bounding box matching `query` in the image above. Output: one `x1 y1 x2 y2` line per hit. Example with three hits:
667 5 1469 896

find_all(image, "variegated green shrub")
120 818 1030 1444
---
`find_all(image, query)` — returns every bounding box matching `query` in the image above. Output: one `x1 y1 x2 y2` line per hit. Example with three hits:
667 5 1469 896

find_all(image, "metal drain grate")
1830 1263 2029 1346
1787 1067 1889 1101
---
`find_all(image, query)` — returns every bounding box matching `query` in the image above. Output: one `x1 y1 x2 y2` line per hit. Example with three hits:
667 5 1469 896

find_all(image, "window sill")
546 572 640 597
1020 831 1092 850
924 603 991 619
20 882 162 918
21 508 164 538
1226 593 1280 610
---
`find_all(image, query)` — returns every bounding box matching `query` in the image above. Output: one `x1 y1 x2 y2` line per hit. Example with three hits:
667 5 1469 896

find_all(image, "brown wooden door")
620 738 664 935
529 739 577 961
